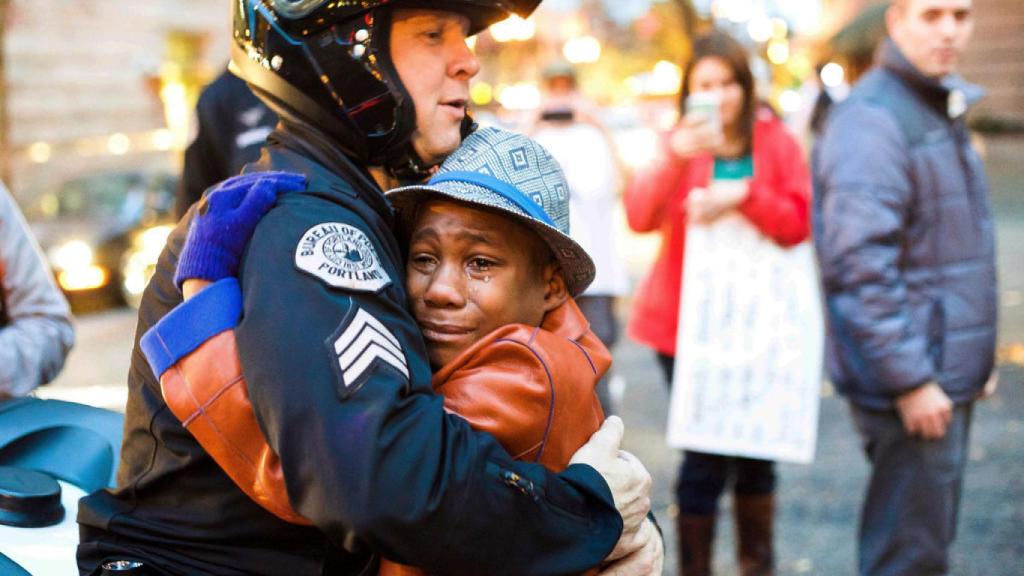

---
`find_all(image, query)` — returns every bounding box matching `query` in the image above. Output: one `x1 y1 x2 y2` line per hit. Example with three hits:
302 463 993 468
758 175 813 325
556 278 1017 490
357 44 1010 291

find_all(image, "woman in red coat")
625 31 810 576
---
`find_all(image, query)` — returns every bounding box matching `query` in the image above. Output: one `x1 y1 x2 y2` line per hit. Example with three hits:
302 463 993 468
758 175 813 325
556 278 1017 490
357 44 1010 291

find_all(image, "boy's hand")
175 172 306 289
181 279 213 301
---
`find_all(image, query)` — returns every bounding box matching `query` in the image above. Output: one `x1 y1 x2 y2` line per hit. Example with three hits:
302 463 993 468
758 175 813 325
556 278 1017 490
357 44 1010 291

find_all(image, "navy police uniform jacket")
77 128 622 575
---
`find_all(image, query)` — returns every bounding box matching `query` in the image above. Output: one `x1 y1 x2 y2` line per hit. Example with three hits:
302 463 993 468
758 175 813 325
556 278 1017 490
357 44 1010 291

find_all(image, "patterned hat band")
427 171 556 228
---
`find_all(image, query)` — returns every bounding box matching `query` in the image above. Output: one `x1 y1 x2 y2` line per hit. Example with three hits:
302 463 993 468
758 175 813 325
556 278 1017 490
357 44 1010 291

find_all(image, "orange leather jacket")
155 296 609 573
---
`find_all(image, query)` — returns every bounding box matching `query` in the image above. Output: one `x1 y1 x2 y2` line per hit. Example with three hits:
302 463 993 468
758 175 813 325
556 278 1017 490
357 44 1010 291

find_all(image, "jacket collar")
429 296 594 388
879 39 984 118
540 297 591 342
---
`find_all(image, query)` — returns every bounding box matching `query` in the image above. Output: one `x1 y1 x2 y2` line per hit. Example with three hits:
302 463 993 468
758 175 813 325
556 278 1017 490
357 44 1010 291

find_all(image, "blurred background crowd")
1 0 1020 315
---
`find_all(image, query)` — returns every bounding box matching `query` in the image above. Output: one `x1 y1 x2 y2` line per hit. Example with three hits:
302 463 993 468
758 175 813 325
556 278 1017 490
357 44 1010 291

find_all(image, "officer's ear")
541 263 569 314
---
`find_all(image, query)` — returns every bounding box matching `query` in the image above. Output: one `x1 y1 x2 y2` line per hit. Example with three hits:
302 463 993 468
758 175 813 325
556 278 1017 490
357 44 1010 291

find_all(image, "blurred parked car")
26 171 177 310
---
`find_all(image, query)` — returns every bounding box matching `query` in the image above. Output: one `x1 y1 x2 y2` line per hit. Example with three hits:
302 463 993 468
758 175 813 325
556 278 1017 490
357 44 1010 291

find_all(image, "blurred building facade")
0 0 231 200
959 0 1023 124
1 0 1019 204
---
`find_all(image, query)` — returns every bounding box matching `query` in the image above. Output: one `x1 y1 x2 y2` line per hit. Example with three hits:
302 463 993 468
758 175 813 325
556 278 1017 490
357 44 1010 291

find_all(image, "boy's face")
406 199 566 368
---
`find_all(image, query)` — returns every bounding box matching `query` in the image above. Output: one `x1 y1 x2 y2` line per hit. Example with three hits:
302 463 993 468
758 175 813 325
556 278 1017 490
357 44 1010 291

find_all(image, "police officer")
175 68 277 218
77 1 660 575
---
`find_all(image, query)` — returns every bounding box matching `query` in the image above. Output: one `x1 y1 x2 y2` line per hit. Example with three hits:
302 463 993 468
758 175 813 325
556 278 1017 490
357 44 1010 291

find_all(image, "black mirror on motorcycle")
0 398 126 575
0 466 64 528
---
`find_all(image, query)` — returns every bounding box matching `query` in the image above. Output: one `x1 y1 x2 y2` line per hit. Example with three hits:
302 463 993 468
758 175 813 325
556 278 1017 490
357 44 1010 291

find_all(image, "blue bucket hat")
386 127 595 296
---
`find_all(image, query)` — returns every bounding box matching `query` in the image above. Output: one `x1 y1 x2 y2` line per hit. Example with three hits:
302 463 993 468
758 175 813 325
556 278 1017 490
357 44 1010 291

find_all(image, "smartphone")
685 91 723 138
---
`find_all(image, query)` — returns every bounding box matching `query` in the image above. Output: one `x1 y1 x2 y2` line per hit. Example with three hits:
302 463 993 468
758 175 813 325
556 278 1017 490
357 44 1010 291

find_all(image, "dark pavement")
615 339 1023 575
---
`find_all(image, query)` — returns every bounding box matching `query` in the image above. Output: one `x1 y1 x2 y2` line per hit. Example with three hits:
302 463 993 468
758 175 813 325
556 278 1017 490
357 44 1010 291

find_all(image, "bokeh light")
820 62 846 88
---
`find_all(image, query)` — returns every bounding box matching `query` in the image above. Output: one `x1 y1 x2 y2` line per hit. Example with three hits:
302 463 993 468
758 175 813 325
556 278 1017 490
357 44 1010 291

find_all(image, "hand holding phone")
669 92 725 159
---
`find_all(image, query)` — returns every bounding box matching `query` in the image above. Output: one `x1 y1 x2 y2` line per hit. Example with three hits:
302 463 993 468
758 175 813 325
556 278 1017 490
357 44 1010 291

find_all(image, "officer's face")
887 0 974 78
406 199 567 369
391 9 480 167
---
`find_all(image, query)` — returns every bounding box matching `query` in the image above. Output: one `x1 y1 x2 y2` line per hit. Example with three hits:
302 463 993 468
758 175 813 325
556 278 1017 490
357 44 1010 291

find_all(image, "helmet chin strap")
387 113 479 182
386 146 433 182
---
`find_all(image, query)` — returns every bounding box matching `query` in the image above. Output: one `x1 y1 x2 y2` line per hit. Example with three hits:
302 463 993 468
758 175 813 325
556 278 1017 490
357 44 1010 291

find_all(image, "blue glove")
175 171 307 289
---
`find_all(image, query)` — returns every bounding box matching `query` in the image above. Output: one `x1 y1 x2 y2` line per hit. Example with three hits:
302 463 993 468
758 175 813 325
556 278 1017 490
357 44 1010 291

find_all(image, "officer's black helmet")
232 0 540 176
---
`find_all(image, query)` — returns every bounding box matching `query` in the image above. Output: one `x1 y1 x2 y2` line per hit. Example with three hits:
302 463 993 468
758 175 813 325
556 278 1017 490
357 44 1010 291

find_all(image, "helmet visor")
485 0 542 17
270 0 329 19
449 0 542 18
398 0 542 33
270 0 541 30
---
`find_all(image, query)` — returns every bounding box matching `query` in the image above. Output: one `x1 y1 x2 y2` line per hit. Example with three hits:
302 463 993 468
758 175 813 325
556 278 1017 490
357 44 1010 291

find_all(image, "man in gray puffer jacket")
813 1 996 575
0 181 75 400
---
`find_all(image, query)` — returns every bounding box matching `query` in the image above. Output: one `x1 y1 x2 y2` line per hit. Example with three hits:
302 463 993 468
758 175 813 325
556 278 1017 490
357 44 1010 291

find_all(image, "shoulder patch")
328 307 409 399
295 222 392 292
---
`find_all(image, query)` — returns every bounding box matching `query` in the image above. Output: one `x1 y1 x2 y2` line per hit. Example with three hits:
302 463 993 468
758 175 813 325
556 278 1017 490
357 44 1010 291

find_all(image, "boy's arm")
436 324 606 471
139 277 307 525
181 279 212 300
139 171 310 522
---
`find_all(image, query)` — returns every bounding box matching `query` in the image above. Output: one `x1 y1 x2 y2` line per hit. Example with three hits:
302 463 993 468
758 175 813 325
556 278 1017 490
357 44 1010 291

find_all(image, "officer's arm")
235 203 621 575
814 104 935 394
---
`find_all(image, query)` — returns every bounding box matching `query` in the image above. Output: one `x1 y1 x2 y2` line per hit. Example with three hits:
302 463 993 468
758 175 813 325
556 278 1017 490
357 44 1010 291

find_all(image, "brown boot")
733 493 774 576
676 513 715 576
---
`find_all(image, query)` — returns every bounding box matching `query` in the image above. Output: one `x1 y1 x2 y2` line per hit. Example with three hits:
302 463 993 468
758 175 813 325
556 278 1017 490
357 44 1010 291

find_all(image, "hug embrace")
76 1 661 575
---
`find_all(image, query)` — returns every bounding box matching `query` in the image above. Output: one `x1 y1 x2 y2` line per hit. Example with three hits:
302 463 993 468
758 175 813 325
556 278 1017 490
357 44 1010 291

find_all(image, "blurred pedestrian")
625 30 810 576
813 1 996 575
531 61 628 414
175 67 277 218
792 3 887 141
0 181 75 401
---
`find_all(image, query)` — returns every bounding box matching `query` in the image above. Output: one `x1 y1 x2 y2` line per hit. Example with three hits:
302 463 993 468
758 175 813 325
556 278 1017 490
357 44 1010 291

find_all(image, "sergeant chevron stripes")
333 308 409 387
